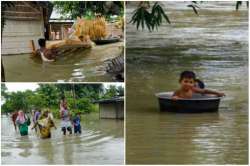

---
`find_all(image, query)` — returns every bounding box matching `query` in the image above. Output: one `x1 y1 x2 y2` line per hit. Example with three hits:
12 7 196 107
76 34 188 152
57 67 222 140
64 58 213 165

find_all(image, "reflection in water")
1 114 124 164
2 42 123 82
126 2 248 164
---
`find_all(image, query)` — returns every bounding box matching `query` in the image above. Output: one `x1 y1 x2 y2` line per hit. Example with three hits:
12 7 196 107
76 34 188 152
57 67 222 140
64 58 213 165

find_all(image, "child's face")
180 78 195 90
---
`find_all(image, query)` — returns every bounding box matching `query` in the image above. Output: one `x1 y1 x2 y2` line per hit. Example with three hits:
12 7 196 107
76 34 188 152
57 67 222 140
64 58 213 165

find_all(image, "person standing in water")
15 110 30 136
32 109 41 133
60 96 68 111
60 105 72 135
11 111 18 131
32 109 56 139
73 112 82 135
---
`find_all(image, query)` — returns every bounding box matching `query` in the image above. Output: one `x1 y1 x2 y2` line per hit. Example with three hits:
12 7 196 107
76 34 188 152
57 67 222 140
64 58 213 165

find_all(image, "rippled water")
126 2 248 164
2 42 123 82
1 114 124 164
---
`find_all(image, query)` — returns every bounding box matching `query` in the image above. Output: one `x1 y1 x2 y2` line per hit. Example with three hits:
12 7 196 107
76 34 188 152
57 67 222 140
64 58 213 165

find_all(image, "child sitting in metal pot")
172 71 225 100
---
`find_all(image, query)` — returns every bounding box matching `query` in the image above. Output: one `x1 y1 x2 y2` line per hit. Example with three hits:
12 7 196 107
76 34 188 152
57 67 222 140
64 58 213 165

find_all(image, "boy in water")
33 38 57 61
73 112 81 134
172 71 225 100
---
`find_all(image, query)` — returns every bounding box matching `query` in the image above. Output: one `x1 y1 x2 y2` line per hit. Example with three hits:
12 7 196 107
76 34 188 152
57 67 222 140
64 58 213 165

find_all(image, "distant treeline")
1 84 124 117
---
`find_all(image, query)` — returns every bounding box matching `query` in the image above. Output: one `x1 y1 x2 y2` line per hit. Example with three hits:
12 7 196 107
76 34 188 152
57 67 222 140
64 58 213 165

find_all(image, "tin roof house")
95 96 124 119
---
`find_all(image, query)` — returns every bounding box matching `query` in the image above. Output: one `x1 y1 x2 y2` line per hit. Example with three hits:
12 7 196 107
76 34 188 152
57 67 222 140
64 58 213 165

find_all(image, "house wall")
2 20 44 55
2 2 44 55
99 102 124 119
116 101 124 119
100 103 116 119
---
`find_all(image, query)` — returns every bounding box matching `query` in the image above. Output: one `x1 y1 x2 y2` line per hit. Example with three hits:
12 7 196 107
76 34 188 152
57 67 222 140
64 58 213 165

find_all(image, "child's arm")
172 90 183 100
193 87 225 97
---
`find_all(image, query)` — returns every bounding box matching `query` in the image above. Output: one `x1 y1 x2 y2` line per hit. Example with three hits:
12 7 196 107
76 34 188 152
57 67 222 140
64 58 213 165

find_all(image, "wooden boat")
93 37 120 45
155 92 222 113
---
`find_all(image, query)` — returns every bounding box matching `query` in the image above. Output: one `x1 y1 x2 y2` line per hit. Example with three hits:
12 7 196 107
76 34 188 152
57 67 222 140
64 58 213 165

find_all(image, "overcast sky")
3 83 124 92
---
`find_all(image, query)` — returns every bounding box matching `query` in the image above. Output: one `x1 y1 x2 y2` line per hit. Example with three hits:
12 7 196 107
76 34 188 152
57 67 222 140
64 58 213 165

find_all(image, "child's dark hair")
179 71 196 82
38 38 46 47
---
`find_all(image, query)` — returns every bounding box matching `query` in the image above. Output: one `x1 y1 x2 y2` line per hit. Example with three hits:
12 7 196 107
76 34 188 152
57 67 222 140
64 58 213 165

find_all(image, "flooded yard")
1 114 124 164
126 2 248 164
2 42 123 82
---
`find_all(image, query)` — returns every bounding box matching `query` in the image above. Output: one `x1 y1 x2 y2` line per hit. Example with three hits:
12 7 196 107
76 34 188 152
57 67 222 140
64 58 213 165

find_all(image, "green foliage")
102 85 124 98
130 2 170 32
37 84 60 107
1 83 8 99
53 1 124 19
2 91 28 112
131 1 249 31
1 83 122 117
64 98 98 118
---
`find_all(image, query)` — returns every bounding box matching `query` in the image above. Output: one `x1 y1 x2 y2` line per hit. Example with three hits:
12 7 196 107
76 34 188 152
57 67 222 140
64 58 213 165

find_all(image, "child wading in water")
172 71 225 100
73 112 81 134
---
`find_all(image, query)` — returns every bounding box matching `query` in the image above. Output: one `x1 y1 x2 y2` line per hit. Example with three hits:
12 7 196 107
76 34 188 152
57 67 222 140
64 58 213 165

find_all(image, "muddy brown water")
126 2 248 164
1 114 124 164
2 42 123 82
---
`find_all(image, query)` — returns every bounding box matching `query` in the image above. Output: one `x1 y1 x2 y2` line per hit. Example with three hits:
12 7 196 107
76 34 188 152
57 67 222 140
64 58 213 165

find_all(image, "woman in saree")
32 109 56 139
15 110 30 136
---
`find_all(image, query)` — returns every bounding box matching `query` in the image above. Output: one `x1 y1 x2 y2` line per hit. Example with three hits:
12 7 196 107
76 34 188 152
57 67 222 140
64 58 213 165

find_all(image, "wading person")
32 109 41 133
73 112 82 135
11 111 18 131
32 38 57 62
15 110 31 136
32 109 56 139
60 105 72 135
60 96 67 111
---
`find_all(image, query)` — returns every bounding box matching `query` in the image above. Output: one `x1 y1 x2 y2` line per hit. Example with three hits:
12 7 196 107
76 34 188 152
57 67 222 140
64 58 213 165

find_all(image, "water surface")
126 2 248 164
2 42 123 82
1 114 124 164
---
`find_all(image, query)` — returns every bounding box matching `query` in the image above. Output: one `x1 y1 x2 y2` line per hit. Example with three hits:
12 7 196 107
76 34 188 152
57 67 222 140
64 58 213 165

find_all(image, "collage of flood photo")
1 1 249 165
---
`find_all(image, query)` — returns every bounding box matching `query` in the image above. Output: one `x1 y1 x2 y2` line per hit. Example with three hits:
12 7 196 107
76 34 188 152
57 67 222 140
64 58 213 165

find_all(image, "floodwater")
1 113 124 164
2 42 123 82
126 2 248 164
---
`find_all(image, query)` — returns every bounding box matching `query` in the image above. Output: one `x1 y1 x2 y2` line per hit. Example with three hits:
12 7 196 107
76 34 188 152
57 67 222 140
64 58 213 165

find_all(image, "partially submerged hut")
2 1 53 55
95 96 124 119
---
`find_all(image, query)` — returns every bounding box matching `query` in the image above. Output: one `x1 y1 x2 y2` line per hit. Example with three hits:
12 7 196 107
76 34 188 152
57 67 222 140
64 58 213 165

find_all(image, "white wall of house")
100 103 117 119
99 102 124 119
2 20 44 55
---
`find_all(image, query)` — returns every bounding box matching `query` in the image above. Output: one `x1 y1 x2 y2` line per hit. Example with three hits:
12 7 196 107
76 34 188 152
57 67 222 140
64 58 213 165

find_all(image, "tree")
117 86 124 96
130 1 249 31
53 1 124 19
37 84 60 107
1 83 8 99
